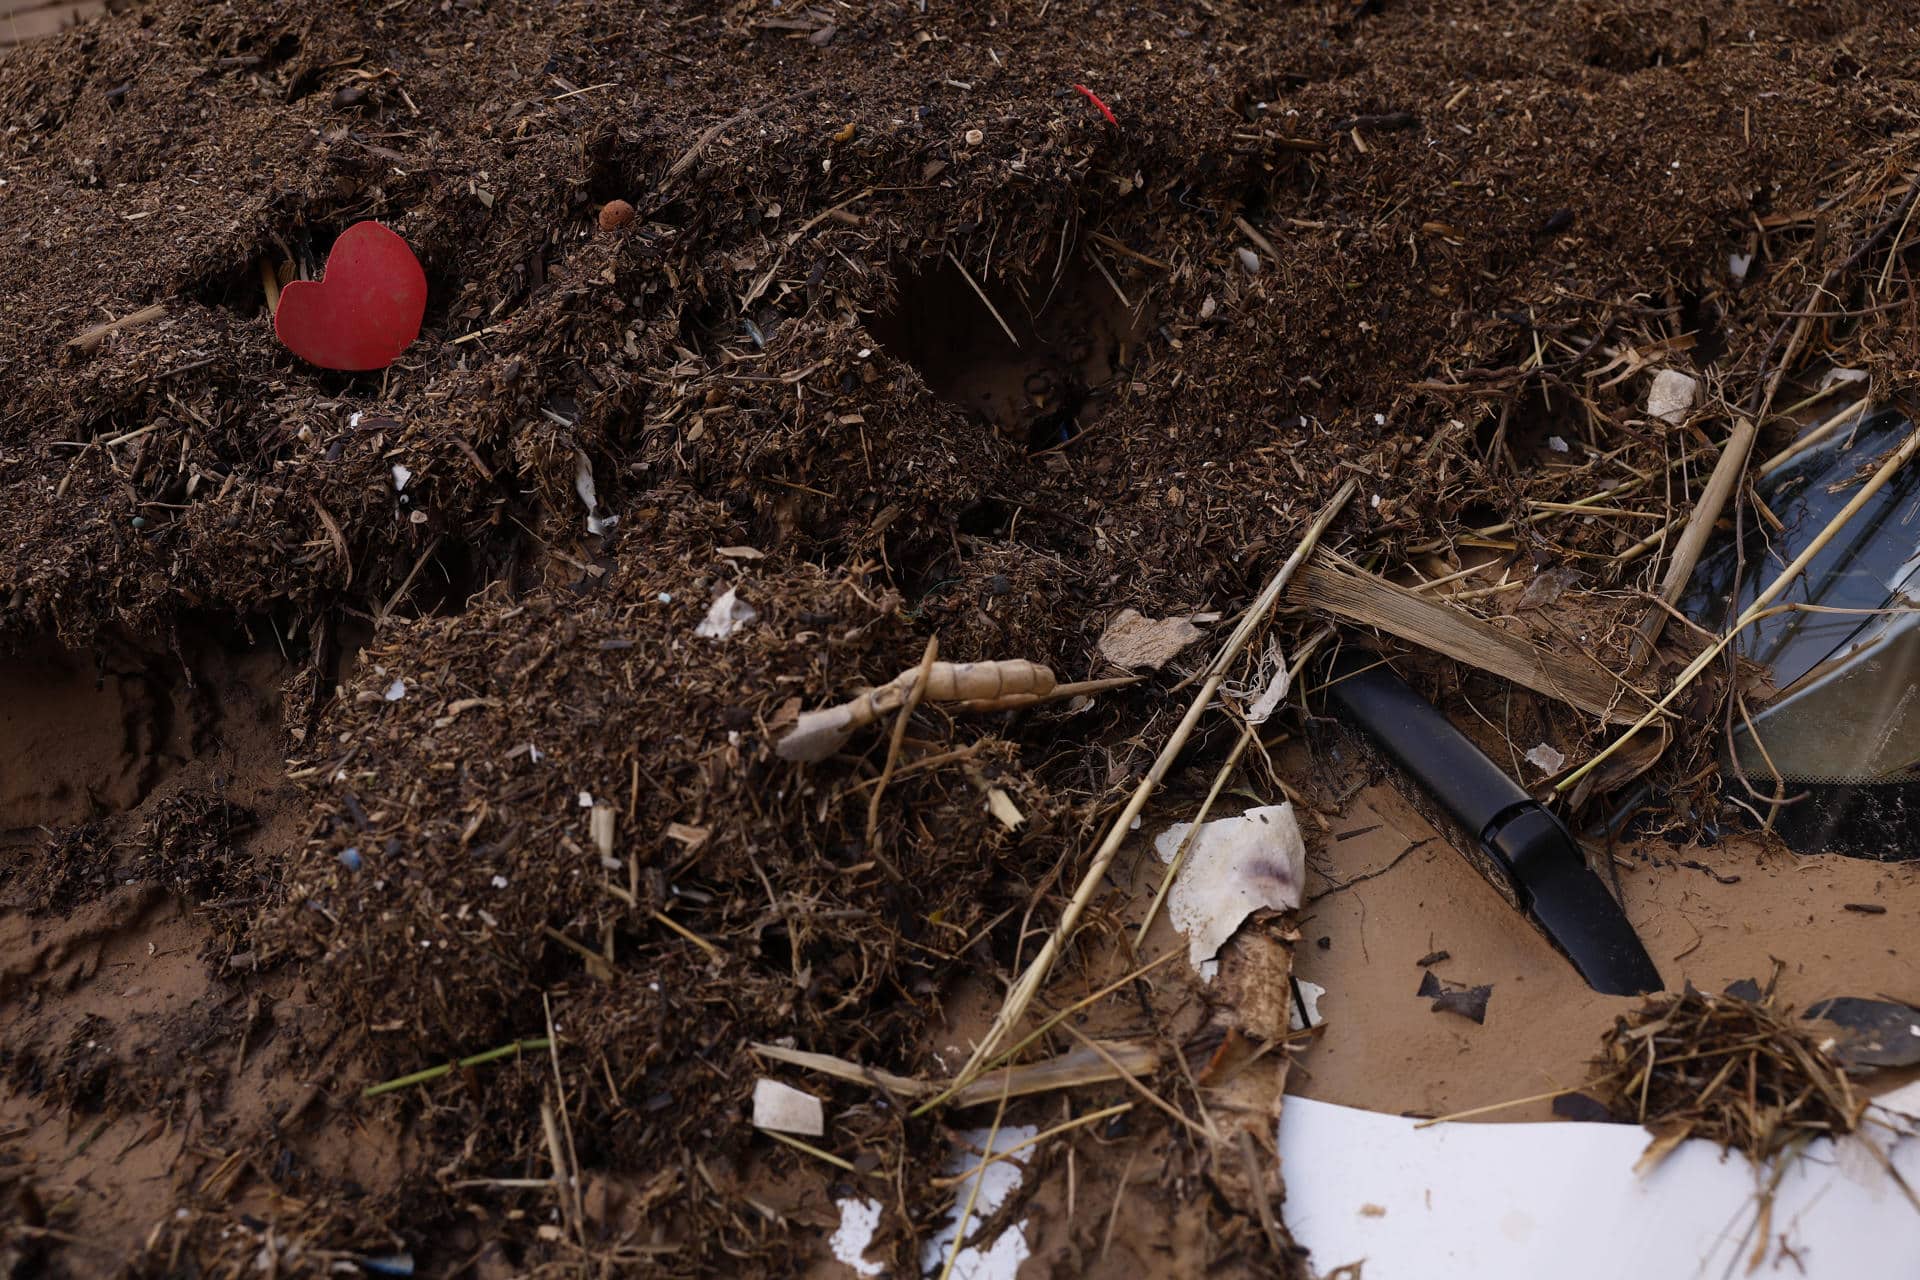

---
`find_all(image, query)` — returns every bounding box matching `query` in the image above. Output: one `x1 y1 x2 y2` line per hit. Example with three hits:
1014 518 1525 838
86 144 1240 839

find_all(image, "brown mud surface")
1291 784 1920 1123
3 0 1920 1275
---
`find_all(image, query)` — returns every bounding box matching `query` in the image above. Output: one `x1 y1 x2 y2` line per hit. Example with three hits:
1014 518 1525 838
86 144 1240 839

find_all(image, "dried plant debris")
1592 976 1865 1172
1097 608 1205 672
1417 970 1494 1025
3 0 1920 1272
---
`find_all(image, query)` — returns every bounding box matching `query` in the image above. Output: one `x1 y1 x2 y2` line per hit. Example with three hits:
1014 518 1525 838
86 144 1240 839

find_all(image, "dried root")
777 659 1056 762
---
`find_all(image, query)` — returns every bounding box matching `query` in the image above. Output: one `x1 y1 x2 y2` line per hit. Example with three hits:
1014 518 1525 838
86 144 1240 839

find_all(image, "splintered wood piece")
1290 558 1643 724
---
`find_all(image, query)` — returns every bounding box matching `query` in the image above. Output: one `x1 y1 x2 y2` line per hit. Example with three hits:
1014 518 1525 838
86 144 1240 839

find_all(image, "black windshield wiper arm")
1324 649 1662 997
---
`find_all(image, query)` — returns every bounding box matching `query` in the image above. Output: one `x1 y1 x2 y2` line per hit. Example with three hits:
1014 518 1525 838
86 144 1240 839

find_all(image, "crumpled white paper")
1155 803 1305 981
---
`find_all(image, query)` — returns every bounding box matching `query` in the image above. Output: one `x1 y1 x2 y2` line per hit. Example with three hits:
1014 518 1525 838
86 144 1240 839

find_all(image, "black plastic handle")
1324 648 1526 846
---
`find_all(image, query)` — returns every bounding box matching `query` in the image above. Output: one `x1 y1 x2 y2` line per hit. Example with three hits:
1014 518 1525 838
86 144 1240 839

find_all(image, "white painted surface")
1279 1083 1920 1279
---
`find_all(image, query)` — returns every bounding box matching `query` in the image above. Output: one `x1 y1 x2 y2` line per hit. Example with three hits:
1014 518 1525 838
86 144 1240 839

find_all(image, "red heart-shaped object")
274 221 427 371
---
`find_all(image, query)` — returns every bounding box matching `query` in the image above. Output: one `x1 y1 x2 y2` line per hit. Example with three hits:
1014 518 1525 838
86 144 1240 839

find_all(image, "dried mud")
4 0 1920 1275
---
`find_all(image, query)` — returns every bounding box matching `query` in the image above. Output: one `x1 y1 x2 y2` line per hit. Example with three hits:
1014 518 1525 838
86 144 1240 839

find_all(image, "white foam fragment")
752 1078 824 1137
830 1199 886 1276
921 1126 1038 1280
1646 369 1700 425
1154 804 1304 982
694 587 758 640
1524 743 1566 775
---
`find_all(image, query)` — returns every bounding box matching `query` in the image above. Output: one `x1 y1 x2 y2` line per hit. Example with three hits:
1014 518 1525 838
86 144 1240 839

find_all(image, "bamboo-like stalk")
1757 395 1872 477
1625 416 1757 669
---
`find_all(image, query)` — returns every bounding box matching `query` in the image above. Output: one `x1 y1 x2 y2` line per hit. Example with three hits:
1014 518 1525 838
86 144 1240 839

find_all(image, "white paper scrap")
1277 1083 1920 1280
751 1078 824 1137
695 587 758 640
1154 803 1304 982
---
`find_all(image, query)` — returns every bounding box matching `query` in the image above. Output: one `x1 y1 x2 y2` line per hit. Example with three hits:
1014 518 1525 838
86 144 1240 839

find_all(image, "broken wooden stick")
67 301 168 353
1625 415 1757 670
1289 555 1644 723
778 658 1053 762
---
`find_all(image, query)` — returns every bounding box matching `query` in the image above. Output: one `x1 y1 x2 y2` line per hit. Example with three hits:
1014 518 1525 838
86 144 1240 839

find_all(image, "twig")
1413 1086 1579 1128
541 1101 576 1244
1626 416 1756 669
1060 1023 1211 1141
668 108 753 178
542 924 614 980
865 636 938 874
362 1037 550 1097
952 673 1140 711
958 480 1356 1080
543 993 586 1252
260 258 282 317
1132 723 1254 952
67 301 168 352
912 951 1178 1115
1232 214 1280 262
1757 395 1871 477
751 1043 930 1097
938 1065 1013 1280
651 909 724 965
945 250 1021 348
1088 231 1172 271
931 1103 1132 1188
378 534 443 623
765 1129 861 1173
1561 425 1920 793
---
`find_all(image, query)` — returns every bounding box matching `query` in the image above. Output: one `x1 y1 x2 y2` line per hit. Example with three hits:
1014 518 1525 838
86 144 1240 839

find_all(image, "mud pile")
3 0 1918 1274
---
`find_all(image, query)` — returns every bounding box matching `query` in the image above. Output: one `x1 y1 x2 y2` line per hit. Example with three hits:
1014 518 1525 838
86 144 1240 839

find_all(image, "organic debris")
5 0 1920 1272
1592 977 1865 1172
1097 608 1205 672
777 657 1059 762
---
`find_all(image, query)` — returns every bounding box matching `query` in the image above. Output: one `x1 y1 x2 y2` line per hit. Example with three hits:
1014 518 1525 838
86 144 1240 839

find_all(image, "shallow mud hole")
870 249 1155 453
0 625 288 837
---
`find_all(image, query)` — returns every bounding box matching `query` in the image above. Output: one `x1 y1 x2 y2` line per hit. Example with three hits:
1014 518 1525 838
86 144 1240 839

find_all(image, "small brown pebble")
598 199 636 231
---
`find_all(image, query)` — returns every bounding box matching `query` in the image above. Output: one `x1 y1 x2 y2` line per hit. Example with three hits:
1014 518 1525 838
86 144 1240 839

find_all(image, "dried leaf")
1098 608 1204 672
